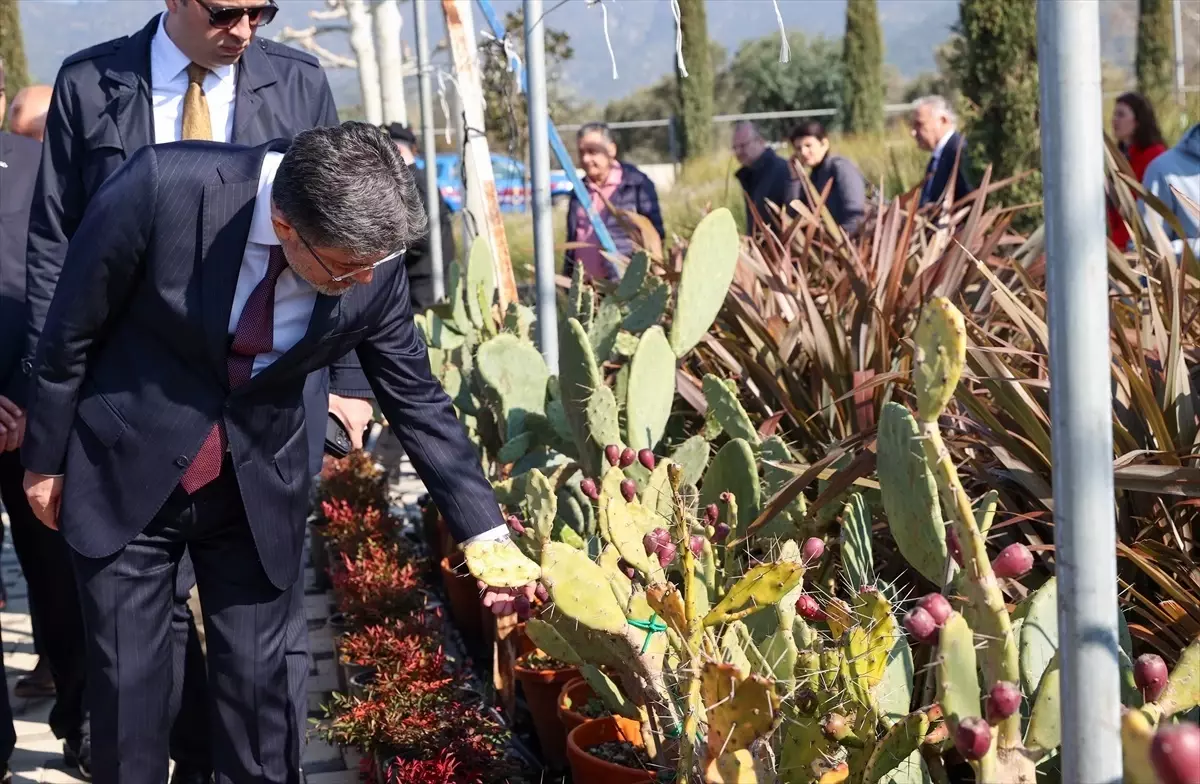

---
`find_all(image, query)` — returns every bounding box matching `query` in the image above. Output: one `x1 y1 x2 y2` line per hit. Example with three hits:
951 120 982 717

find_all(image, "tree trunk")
675 0 713 160
842 0 885 135
0 0 31 129
346 0 382 124
373 0 407 125
1136 0 1175 114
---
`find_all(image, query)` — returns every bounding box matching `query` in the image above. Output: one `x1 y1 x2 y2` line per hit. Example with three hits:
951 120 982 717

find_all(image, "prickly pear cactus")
669 207 741 357
876 402 947 584
462 538 540 588
626 326 677 452
911 296 966 423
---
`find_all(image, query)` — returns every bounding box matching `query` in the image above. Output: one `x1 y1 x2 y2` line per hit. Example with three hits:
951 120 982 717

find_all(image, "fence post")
413 0 444 301
667 115 681 169
1036 2 1122 782
524 0 558 374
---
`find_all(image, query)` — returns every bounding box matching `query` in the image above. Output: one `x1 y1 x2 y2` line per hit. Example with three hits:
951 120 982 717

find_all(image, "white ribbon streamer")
771 0 790 63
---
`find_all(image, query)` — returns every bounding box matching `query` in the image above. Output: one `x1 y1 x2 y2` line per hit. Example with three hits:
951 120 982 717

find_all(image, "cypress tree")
842 0 885 135
675 0 714 160
1136 0 1174 115
0 0 31 127
955 0 1041 223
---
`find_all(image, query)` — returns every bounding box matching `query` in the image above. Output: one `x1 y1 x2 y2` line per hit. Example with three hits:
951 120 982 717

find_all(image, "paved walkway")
0 452 426 783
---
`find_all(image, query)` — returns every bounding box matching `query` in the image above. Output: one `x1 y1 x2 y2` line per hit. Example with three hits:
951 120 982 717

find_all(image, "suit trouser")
71 462 301 784
0 524 19 766
0 451 213 764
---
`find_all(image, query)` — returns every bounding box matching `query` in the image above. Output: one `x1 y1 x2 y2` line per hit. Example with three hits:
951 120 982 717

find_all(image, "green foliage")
730 31 845 139
0 0 30 131
676 0 714 159
842 0 886 135
1136 0 1176 115
952 0 1043 227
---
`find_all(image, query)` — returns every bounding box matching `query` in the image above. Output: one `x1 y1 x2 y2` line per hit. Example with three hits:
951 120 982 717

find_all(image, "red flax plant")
330 538 428 625
336 614 448 676
317 449 389 514
319 500 400 556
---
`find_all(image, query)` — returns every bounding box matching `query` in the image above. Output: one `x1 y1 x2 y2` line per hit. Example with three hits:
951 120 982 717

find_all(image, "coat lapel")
231 43 280 144
97 17 158 156
234 291 343 395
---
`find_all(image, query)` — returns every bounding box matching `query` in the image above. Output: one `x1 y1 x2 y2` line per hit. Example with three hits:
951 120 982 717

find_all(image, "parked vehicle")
414 153 573 213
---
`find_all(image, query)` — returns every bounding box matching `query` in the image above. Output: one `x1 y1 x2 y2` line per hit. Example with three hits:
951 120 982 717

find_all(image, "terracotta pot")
566 716 656 783
513 655 580 771
439 555 482 643
557 677 601 732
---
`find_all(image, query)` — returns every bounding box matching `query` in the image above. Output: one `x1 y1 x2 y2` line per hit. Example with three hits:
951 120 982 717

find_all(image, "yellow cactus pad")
702 562 805 627
462 538 541 588
702 661 780 759
912 296 967 422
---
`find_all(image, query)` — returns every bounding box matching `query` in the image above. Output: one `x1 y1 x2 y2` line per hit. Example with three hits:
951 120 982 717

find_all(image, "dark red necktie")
180 245 289 493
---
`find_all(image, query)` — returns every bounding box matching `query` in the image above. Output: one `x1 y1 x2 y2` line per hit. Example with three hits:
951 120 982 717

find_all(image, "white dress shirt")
929 127 956 171
150 13 237 144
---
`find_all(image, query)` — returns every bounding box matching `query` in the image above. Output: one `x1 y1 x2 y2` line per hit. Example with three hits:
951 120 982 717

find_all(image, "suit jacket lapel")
235 292 343 394
232 44 280 144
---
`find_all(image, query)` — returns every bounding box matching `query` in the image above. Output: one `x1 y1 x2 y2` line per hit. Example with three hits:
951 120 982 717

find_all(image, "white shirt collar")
248 151 285 246
150 12 236 88
931 128 956 161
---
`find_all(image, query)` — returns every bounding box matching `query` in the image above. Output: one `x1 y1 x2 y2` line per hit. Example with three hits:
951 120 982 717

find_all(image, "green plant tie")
628 613 667 654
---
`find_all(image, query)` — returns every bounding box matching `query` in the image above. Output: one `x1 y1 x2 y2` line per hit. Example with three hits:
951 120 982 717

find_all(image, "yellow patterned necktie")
181 63 213 141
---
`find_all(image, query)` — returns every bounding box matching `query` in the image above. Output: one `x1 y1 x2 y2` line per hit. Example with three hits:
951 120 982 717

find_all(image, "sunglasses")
296 232 405 283
193 0 278 29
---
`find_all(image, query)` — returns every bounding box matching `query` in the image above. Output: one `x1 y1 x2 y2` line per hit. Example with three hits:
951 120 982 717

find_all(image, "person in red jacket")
1108 91 1167 250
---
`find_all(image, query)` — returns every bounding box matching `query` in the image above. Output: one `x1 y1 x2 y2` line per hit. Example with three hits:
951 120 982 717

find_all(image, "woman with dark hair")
1107 91 1167 250
786 120 867 234
564 122 665 282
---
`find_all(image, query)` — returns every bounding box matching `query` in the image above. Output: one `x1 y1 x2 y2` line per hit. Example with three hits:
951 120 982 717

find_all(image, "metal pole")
1174 0 1186 103
413 0 444 302
524 0 558 374
1036 2 1121 783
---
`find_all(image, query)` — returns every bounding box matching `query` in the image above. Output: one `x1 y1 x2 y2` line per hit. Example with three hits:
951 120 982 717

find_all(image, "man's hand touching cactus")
463 537 543 618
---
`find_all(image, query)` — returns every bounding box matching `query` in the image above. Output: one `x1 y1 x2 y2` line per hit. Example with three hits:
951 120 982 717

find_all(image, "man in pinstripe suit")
19 123 519 782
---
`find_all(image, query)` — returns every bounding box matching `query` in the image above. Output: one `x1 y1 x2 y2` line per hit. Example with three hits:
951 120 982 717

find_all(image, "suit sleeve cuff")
459 524 511 548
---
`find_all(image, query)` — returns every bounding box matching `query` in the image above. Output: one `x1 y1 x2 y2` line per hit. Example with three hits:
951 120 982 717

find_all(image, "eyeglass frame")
295 231 405 283
192 0 279 29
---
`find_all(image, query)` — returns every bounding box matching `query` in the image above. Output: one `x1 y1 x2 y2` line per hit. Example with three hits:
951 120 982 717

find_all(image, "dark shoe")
0 763 11 783
14 657 56 698
169 766 214 784
63 736 92 781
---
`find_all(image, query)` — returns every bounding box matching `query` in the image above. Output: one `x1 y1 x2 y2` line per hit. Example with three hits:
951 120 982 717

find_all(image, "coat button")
175 456 190 468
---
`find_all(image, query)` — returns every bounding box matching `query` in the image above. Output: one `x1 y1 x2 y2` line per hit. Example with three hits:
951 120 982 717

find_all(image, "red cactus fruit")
947 526 964 566
657 542 678 568
918 593 953 627
801 537 825 564
954 717 992 761
643 528 671 556
513 595 532 620
534 584 549 603
1150 722 1200 784
617 559 637 580
712 522 731 543
506 515 525 535
903 607 939 644
605 444 621 467
619 447 636 468
689 535 705 557
821 713 847 740
796 594 827 622
638 449 656 470
720 491 733 503
986 681 1021 723
580 478 599 501
705 503 720 525
1135 653 1169 703
992 542 1034 579
620 478 637 502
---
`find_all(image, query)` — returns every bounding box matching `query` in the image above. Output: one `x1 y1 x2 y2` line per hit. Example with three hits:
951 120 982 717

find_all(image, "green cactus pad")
912 297 966 423
614 331 640 357
703 561 805 627
719 623 755 674
558 318 605 477
462 538 541 588
639 459 676 522
602 490 660 580
540 541 628 634
668 207 740 357
579 664 638 719
614 251 649 301
496 432 535 464
842 595 900 708
975 489 999 536
774 540 806 630
699 438 761 533
545 400 574 447
597 546 634 609
877 402 947 584
446 260 470 333
1025 652 1060 753
625 326 676 452
877 632 916 726
621 276 669 333
936 613 982 733
1019 577 1058 696
524 618 584 666
595 466 628 544
670 435 711 487
704 750 760 784
567 264 586 317
702 661 780 757
864 711 931 784
760 627 799 684
524 469 558 542
588 299 624 362
779 716 843 784
476 333 549 431
839 492 874 591
585 384 623 451
578 282 595 329
554 520 585 550
464 239 496 330
702 374 758 444
757 436 808 539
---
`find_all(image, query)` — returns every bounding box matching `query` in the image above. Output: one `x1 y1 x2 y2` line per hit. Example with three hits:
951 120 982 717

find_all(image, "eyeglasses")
193 0 278 29
296 232 405 283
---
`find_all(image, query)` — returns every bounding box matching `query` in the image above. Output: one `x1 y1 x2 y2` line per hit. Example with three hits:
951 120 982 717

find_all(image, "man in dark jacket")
385 123 455 310
732 121 792 232
910 95 977 208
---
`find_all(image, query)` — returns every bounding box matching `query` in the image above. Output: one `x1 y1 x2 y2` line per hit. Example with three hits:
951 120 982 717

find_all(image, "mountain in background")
17 0 1149 112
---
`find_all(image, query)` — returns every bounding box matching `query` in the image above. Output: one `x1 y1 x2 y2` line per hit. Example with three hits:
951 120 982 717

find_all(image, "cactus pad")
524 618 584 666
496 432 534 464
1019 576 1058 696
589 299 624 362
703 749 759 784
603 489 661 580
476 333 548 433
447 260 471 333
525 469 558 542
669 207 740 356
864 710 930 784
622 275 669 333
877 402 947 583
1155 635 1200 718
839 492 874 591
699 439 761 533
702 374 759 444
585 384 624 451
703 562 805 627
912 297 966 422
465 239 496 330
558 318 605 476
1024 652 1060 753
540 541 628 634
936 612 982 733
877 632 916 726
579 663 638 719
614 251 649 301
626 326 677 452
702 661 780 757
463 538 541 588
670 436 712 487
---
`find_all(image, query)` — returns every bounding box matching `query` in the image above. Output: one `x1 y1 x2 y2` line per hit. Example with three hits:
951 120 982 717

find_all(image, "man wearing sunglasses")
20 1 371 781
20 121 519 784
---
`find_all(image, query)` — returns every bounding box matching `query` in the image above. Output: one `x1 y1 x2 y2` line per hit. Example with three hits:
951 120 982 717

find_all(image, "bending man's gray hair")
912 95 957 126
576 121 614 143
274 121 428 257
733 120 763 139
